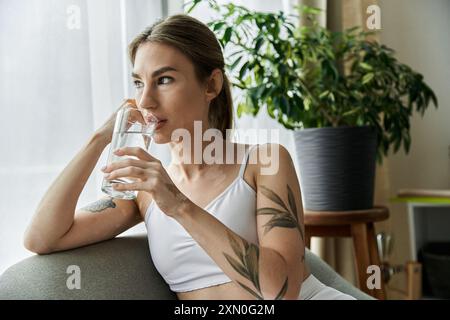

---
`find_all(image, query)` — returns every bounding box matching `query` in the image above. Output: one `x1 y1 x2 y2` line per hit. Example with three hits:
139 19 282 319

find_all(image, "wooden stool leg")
351 223 372 297
367 223 386 300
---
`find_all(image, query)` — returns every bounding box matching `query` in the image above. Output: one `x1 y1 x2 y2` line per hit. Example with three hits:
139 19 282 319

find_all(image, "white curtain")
0 0 166 274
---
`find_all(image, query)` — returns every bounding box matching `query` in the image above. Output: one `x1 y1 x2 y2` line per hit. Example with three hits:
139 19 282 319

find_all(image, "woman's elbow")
23 232 54 255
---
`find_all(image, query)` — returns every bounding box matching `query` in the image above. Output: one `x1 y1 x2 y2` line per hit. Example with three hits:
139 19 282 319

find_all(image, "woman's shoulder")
243 142 291 162
244 143 293 178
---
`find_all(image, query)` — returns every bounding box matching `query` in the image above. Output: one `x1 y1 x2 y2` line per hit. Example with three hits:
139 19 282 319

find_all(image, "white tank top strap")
238 144 258 178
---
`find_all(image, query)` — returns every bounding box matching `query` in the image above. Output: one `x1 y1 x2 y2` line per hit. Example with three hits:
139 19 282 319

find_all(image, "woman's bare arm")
23 132 141 254
173 144 305 299
49 194 143 253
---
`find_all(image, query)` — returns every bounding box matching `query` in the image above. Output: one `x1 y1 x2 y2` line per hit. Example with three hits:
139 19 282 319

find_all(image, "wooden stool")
304 206 389 300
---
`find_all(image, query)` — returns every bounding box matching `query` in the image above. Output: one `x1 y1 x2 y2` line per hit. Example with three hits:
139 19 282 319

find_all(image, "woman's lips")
155 119 167 130
144 115 158 123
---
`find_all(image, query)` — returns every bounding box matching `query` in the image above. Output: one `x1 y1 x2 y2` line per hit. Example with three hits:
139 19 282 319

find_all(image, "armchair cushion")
0 234 373 300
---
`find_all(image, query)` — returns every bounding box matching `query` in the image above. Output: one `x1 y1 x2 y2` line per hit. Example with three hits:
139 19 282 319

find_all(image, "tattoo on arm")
256 184 305 241
228 184 303 299
80 197 116 213
222 230 289 300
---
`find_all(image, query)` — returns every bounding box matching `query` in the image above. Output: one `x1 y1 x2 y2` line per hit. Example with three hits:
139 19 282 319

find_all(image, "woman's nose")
136 92 158 110
138 105 157 115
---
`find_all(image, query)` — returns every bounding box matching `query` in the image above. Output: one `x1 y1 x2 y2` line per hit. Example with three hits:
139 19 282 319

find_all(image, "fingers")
102 157 159 173
115 99 137 113
114 147 158 162
127 107 147 126
110 169 160 191
112 181 144 192
121 98 137 108
104 166 148 182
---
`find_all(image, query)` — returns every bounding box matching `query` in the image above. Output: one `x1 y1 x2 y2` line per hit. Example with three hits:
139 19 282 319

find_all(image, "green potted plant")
187 1 438 211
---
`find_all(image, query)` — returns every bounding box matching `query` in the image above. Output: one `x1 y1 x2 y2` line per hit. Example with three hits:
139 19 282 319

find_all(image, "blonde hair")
128 14 233 139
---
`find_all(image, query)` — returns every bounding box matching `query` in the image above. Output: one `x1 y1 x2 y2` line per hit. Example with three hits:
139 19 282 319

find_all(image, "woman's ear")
205 68 224 102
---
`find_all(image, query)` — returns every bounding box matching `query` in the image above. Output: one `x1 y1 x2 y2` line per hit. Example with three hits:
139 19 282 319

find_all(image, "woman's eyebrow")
131 66 178 79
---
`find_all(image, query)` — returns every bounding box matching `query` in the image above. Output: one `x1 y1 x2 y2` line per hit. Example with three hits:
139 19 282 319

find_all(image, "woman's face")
132 42 219 144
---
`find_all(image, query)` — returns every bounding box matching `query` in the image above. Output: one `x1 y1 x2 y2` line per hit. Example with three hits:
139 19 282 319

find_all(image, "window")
0 0 168 274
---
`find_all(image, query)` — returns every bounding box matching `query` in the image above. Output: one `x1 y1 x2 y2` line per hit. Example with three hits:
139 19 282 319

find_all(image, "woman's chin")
151 133 171 144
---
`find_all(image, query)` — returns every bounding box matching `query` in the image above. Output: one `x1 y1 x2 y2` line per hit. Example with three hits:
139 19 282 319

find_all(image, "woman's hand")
101 147 192 218
95 98 145 144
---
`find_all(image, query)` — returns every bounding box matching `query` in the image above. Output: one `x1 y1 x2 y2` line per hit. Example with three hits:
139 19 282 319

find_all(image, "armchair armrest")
0 234 373 300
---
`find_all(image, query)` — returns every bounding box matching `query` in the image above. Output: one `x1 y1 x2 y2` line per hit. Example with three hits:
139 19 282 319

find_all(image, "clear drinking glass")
101 106 157 199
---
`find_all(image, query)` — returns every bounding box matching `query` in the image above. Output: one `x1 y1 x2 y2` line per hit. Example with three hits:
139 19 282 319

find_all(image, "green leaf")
304 97 311 111
404 132 411 153
280 96 290 115
255 37 264 53
300 5 323 16
213 21 226 31
229 49 245 58
237 102 244 117
359 62 373 71
184 0 202 13
286 26 295 38
429 88 438 107
362 73 374 84
239 61 250 79
319 90 330 99
223 26 233 44
229 55 243 71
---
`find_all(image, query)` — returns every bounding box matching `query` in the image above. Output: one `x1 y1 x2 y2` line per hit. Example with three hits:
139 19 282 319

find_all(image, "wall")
379 0 450 298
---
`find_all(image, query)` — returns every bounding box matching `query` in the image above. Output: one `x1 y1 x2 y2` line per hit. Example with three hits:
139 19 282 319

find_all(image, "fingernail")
114 149 122 154
101 165 107 171
103 173 110 178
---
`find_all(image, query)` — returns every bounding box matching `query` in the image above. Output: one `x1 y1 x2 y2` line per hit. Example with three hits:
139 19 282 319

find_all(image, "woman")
24 14 355 300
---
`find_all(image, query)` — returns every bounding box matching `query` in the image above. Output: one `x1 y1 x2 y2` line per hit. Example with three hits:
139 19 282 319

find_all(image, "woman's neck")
168 138 240 181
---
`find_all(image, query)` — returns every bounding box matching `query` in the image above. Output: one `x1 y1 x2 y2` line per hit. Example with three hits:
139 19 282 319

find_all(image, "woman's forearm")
24 132 110 251
174 202 302 300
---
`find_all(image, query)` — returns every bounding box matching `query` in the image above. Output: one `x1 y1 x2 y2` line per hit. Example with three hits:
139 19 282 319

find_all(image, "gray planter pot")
293 126 377 211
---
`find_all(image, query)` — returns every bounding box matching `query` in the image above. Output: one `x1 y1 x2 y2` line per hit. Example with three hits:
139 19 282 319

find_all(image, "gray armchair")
0 234 373 300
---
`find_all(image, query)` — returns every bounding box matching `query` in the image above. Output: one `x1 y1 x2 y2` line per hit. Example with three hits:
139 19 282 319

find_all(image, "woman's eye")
133 80 143 89
158 76 173 85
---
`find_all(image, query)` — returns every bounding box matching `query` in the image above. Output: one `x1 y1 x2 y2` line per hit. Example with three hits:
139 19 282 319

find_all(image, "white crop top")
144 144 258 292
